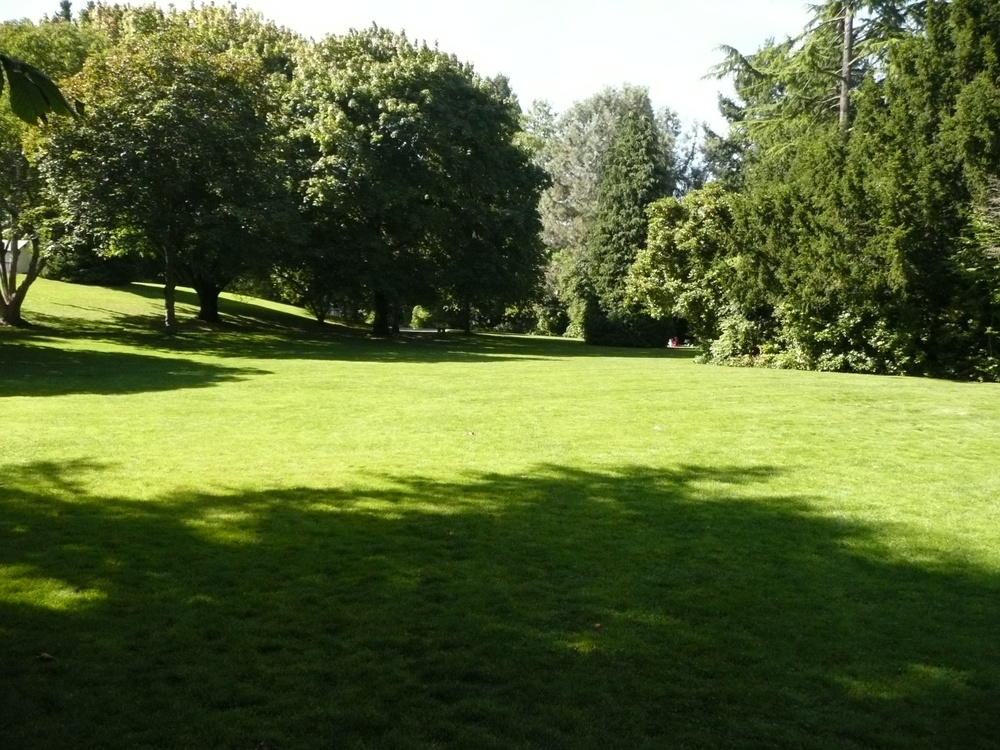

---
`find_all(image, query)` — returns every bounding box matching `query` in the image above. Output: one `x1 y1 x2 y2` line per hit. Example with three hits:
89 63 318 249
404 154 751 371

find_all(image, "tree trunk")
194 282 221 323
460 300 472 334
839 2 855 131
163 246 178 333
1 243 13 325
1 233 19 319
1 237 45 327
1 291 24 326
372 290 392 337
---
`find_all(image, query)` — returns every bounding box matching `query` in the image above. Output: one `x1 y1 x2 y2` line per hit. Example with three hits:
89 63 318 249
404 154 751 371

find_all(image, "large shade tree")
42 4 298 330
291 27 546 335
422 74 547 332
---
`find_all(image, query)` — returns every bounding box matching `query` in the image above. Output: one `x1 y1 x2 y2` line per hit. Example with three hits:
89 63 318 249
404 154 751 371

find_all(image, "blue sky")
1 0 813 128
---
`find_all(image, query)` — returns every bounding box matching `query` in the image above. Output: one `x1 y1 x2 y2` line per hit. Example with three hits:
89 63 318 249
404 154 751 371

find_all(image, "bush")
581 297 675 348
43 239 145 286
410 305 433 329
532 294 570 336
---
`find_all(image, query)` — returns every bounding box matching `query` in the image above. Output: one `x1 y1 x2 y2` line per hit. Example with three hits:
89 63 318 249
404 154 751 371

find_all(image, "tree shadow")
8 323 558 366
109 283 325 333
102 283 700 363
0 339 268 397
84 325 696 366
14 282 698 365
1 461 997 749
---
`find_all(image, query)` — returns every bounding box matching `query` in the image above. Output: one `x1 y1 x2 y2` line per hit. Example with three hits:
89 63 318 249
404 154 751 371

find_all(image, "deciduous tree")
0 16 90 325
42 5 298 330
291 27 545 335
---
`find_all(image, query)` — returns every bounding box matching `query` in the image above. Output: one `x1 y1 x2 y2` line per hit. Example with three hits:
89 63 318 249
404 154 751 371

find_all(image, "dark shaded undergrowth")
2 460 997 749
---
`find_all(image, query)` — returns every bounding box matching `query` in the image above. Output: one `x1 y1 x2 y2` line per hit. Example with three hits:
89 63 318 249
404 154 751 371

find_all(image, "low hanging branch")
0 54 76 325
0 53 77 125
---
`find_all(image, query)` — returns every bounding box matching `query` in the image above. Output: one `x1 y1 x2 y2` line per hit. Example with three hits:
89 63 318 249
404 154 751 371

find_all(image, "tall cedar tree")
582 107 670 346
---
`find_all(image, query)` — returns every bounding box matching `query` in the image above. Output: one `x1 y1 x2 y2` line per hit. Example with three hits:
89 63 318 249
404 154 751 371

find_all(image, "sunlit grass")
0 564 108 611
2 280 999 749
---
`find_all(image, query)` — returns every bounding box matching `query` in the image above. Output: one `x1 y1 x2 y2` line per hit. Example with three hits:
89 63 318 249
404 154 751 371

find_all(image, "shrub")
410 305 433 329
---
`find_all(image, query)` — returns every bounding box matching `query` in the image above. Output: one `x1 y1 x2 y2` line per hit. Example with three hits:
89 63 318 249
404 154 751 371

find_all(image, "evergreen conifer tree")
581 106 671 345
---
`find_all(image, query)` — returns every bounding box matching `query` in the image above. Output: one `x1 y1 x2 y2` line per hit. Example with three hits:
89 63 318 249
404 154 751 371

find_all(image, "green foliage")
409 304 432 329
679 0 1000 379
575 103 671 346
578 297 675 347
711 1 926 135
0 12 99 122
529 289 570 336
529 86 682 336
628 185 738 346
970 179 1000 264
2 15 98 79
587 110 664 312
42 233 144 285
40 4 301 329
290 27 546 336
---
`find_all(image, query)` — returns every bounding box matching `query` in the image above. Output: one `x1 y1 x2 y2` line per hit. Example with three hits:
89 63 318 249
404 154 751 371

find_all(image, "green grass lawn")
3 280 1000 749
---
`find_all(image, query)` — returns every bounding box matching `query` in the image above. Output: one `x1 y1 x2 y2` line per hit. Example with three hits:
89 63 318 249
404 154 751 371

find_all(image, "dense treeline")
629 0 1000 379
1 3 546 334
3 1 998 380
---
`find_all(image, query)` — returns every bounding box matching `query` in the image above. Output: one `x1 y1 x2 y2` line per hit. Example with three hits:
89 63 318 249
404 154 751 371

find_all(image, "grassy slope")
2 280 999 749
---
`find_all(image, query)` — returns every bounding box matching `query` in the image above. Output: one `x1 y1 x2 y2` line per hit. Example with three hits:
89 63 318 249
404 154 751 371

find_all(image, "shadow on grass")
118 283 318 332
0 339 268 397
1 461 997 749
17 282 698 364
37 323 697 367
